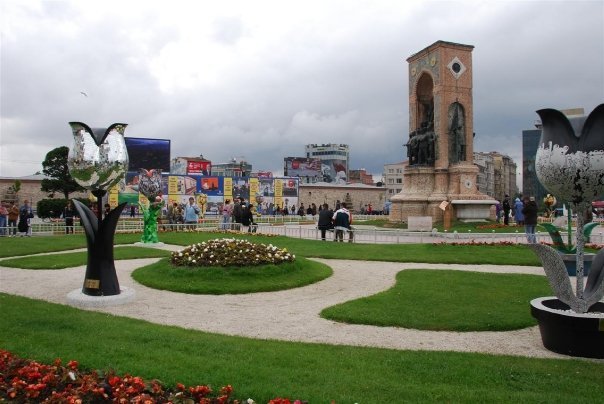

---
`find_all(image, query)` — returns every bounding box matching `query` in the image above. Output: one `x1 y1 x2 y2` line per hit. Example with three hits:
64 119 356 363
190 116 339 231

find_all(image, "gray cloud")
1 0 602 190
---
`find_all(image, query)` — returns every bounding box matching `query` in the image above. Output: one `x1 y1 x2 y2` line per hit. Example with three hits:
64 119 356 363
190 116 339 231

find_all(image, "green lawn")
321 269 552 331
1 294 602 403
0 245 170 269
132 256 332 294
2 233 602 402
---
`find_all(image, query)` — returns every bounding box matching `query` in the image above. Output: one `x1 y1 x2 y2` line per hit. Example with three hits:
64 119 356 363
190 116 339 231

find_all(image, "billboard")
187 160 211 175
284 157 321 178
320 159 347 184
124 137 171 172
122 175 299 215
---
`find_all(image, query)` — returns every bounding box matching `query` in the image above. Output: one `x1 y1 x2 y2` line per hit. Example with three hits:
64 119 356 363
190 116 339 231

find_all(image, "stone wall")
298 184 387 213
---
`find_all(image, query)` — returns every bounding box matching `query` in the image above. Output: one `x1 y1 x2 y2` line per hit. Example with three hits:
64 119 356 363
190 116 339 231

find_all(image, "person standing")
183 196 200 230
18 199 34 237
317 203 333 241
332 202 352 242
7 202 19 236
514 197 525 226
0 203 8 236
221 199 233 230
522 196 538 244
63 201 76 234
502 195 511 225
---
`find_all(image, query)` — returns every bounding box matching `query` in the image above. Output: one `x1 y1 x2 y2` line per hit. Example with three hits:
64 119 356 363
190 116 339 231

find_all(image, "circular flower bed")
171 238 295 267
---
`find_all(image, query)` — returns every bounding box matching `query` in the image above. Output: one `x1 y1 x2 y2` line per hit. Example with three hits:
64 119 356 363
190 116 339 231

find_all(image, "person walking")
522 196 538 244
63 201 76 234
18 199 34 237
332 202 352 242
183 197 200 230
317 203 333 241
7 202 19 236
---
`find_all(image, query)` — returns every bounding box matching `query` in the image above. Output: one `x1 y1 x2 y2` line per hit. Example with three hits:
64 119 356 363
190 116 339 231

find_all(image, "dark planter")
530 297 604 359
559 253 594 276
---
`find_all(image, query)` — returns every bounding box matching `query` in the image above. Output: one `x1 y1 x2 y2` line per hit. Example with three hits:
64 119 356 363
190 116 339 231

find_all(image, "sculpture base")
530 297 604 359
67 287 136 308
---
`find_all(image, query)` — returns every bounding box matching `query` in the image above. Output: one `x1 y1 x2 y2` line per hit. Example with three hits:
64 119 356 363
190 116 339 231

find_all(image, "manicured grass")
0 231 547 266
0 246 170 269
144 232 543 265
1 294 602 403
0 233 142 258
321 270 552 331
131 257 332 294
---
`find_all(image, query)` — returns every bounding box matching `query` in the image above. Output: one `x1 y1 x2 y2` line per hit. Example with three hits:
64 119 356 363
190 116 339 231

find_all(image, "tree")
41 146 85 199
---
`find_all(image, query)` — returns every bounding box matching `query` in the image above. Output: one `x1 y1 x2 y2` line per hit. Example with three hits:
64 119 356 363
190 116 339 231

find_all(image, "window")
396 178 402 184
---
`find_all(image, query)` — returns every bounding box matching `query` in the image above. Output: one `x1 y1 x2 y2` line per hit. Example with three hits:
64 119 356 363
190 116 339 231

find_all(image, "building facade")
348 169 374 186
522 129 548 204
211 157 252 177
298 183 386 213
473 151 517 200
382 161 407 201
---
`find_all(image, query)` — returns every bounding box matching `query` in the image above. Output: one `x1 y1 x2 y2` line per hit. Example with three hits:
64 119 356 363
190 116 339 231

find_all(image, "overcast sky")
1 0 603 188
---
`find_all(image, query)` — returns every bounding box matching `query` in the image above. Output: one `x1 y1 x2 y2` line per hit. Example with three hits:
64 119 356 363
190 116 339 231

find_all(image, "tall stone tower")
390 41 492 222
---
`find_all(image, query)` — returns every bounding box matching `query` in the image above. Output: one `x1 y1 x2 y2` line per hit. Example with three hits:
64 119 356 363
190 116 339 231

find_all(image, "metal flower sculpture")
530 104 604 312
67 122 129 296
138 169 164 243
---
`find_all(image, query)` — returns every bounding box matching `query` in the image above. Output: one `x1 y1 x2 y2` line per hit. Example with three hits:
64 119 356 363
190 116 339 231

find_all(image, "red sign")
187 161 211 175
257 171 273 178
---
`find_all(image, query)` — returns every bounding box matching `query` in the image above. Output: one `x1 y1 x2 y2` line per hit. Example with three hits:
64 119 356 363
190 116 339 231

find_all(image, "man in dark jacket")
522 196 538 243
502 195 511 225
317 203 333 241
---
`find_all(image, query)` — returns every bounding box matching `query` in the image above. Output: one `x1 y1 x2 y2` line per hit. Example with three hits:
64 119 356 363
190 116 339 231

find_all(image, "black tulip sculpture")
530 105 604 312
67 122 129 296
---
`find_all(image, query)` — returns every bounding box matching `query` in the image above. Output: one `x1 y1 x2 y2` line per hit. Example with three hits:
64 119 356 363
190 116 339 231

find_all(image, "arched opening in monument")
448 102 466 164
406 73 436 167
416 73 434 129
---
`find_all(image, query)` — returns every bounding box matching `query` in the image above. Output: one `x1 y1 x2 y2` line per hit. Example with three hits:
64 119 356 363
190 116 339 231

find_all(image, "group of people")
220 197 261 232
0 200 34 237
316 202 353 242
496 194 538 243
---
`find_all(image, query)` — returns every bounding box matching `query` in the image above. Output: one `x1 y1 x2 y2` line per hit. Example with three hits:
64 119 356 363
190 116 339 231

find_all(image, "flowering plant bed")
171 238 295 267
0 350 305 403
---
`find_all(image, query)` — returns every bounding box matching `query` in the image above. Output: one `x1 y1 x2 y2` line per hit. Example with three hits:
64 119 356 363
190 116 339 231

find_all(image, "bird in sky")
80 91 88 97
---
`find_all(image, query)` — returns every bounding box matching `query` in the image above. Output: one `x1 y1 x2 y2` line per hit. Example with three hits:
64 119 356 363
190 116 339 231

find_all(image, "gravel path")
0 245 595 361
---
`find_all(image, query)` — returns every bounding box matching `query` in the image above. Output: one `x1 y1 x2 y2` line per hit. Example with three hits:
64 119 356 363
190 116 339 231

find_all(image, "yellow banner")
224 177 233 197
274 179 283 197
249 178 259 198
168 176 179 194
274 196 283 209
108 186 119 208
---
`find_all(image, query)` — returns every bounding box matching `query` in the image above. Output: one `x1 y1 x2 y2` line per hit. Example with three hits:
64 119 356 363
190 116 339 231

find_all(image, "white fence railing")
3 216 604 246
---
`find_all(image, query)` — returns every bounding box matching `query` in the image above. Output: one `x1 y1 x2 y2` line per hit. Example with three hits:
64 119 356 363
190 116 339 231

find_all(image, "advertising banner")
320 159 347 184
224 177 233 198
200 177 223 196
187 160 211 175
284 157 321 178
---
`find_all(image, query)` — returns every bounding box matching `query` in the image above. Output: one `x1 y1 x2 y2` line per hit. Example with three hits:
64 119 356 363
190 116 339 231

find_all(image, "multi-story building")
211 157 252 177
473 151 517 201
305 144 349 184
382 161 407 201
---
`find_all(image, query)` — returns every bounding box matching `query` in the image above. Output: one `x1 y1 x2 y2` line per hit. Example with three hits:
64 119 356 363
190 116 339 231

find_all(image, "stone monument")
390 41 495 223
